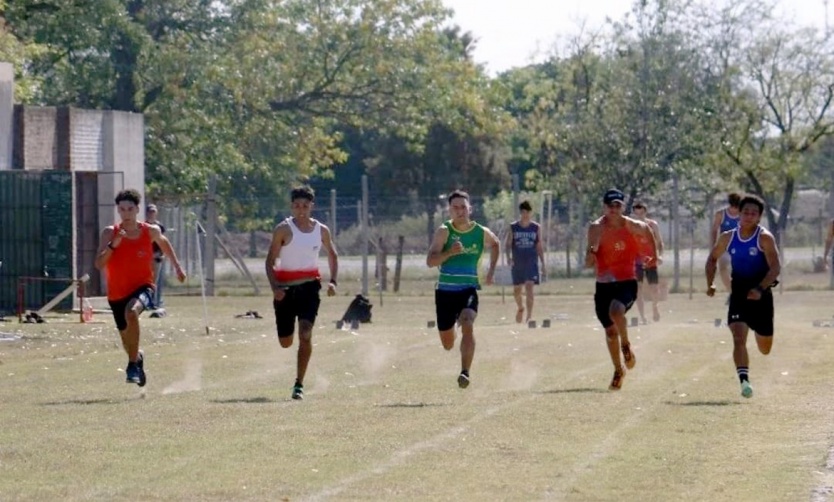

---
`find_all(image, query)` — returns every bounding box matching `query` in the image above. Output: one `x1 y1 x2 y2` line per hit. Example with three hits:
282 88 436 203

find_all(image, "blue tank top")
720 209 740 233
728 226 769 283
510 221 539 267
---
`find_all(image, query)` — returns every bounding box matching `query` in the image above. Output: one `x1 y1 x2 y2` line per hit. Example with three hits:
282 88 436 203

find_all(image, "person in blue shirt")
705 194 781 399
709 192 741 292
504 200 546 324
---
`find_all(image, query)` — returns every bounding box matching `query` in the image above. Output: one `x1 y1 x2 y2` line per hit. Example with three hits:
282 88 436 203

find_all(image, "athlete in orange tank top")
585 189 658 392
105 222 155 301
594 225 640 282
94 189 186 388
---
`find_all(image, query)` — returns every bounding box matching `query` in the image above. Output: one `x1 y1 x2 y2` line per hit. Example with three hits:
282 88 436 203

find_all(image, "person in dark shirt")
145 204 167 309
706 194 781 399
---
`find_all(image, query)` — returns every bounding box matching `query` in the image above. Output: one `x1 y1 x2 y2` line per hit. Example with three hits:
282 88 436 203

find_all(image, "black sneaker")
136 350 146 387
292 383 304 400
457 371 470 389
125 361 140 384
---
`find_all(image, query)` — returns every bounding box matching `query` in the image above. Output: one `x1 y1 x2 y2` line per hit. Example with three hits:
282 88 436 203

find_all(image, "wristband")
107 242 116 250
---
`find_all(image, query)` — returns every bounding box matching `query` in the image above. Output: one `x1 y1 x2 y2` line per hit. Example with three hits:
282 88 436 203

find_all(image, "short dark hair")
727 192 742 207
115 189 141 205
632 200 647 210
447 189 469 204
739 194 764 214
290 185 315 202
519 200 532 212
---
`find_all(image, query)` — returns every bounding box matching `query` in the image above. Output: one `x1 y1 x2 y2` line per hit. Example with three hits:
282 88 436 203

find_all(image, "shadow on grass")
375 402 448 408
665 400 738 407
41 397 132 406
537 387 609 395
211 397 274 404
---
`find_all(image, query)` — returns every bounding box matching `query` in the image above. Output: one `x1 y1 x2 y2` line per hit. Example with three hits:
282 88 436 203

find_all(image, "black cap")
603 189 625 205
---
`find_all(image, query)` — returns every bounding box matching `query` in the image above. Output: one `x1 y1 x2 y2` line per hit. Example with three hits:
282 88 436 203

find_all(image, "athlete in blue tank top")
504 200 545 324
706 194 781 400
710 192 742 292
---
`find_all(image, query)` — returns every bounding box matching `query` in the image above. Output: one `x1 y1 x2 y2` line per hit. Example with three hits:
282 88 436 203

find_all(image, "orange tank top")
595 224 640 282
105 222 156 301
635 221 655 261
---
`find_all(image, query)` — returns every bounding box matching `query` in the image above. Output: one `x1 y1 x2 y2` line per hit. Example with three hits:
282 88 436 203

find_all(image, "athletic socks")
737 367 749 383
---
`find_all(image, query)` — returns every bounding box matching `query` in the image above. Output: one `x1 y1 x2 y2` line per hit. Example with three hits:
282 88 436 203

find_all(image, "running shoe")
457 371 470 389
292 383 304 400
136 350 146 387
125 361 140 384
740 380 753 398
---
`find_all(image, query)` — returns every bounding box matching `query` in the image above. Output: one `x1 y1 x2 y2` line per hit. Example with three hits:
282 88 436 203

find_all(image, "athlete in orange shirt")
95 189 186 387
585 189 658 391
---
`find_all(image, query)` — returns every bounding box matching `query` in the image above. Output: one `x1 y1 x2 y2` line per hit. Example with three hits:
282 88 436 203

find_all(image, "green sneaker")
291 383 304 400
740 380 753 398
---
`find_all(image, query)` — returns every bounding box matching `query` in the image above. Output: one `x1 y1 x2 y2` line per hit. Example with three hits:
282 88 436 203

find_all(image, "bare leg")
524 282 535 322
730 323 749 369
635 281 646 322
439 328 456 351
755 333 772 355
459 308 477 372
296 320 314 384
513 285 524 323
605 326 622 370
650 282 661 321
120 299 144 362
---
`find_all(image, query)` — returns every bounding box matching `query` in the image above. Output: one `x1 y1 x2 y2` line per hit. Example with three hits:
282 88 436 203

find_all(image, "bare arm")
504 228 514 265
93 227 117 271
426 226 457 268
755 231 781 292
484 228 500 285
824 221 834 265
710 211 722 248
150 225 186 282
321 224 339 296
628 218 658 266
536 224 545 270
584 222 602 269
265 223 289 293
650 220 664 258
705 232 732 295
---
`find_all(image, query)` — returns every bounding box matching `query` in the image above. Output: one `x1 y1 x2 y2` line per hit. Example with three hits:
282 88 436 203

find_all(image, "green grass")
2 289 834 501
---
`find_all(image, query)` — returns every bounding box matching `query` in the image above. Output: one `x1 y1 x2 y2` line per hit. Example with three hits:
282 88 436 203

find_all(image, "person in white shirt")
265 186 339 400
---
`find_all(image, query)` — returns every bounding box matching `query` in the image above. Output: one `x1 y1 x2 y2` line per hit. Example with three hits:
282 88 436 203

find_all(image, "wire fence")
148 186 834 296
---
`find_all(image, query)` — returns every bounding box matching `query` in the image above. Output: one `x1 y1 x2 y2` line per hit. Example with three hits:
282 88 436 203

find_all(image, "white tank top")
273 218 322 286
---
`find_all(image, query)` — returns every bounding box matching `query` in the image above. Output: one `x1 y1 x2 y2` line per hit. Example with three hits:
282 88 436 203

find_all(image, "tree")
4 0 505 234
694 0 834 241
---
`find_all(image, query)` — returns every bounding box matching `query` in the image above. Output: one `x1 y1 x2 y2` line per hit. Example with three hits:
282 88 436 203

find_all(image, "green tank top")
437 220 485 291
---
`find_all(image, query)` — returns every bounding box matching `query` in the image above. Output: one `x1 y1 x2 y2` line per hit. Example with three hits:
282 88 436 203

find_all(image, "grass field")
2 287 834 501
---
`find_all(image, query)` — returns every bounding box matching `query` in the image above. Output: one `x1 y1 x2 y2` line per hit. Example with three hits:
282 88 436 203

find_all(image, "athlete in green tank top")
437 220 485 290
427 190 500 390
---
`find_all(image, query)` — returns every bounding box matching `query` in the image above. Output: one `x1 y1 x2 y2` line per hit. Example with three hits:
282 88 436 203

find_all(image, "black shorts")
435 288 479 331
273 280 322 338
728 281 774 336
108 285 155 331
635 263 659 284
594 280 638 328
511 262 540 285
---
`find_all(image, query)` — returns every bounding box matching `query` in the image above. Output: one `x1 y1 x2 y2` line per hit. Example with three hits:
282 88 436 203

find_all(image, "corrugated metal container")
0 171 74 314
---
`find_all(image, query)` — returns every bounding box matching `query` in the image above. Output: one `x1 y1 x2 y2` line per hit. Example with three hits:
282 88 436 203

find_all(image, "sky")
441 0 831 74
